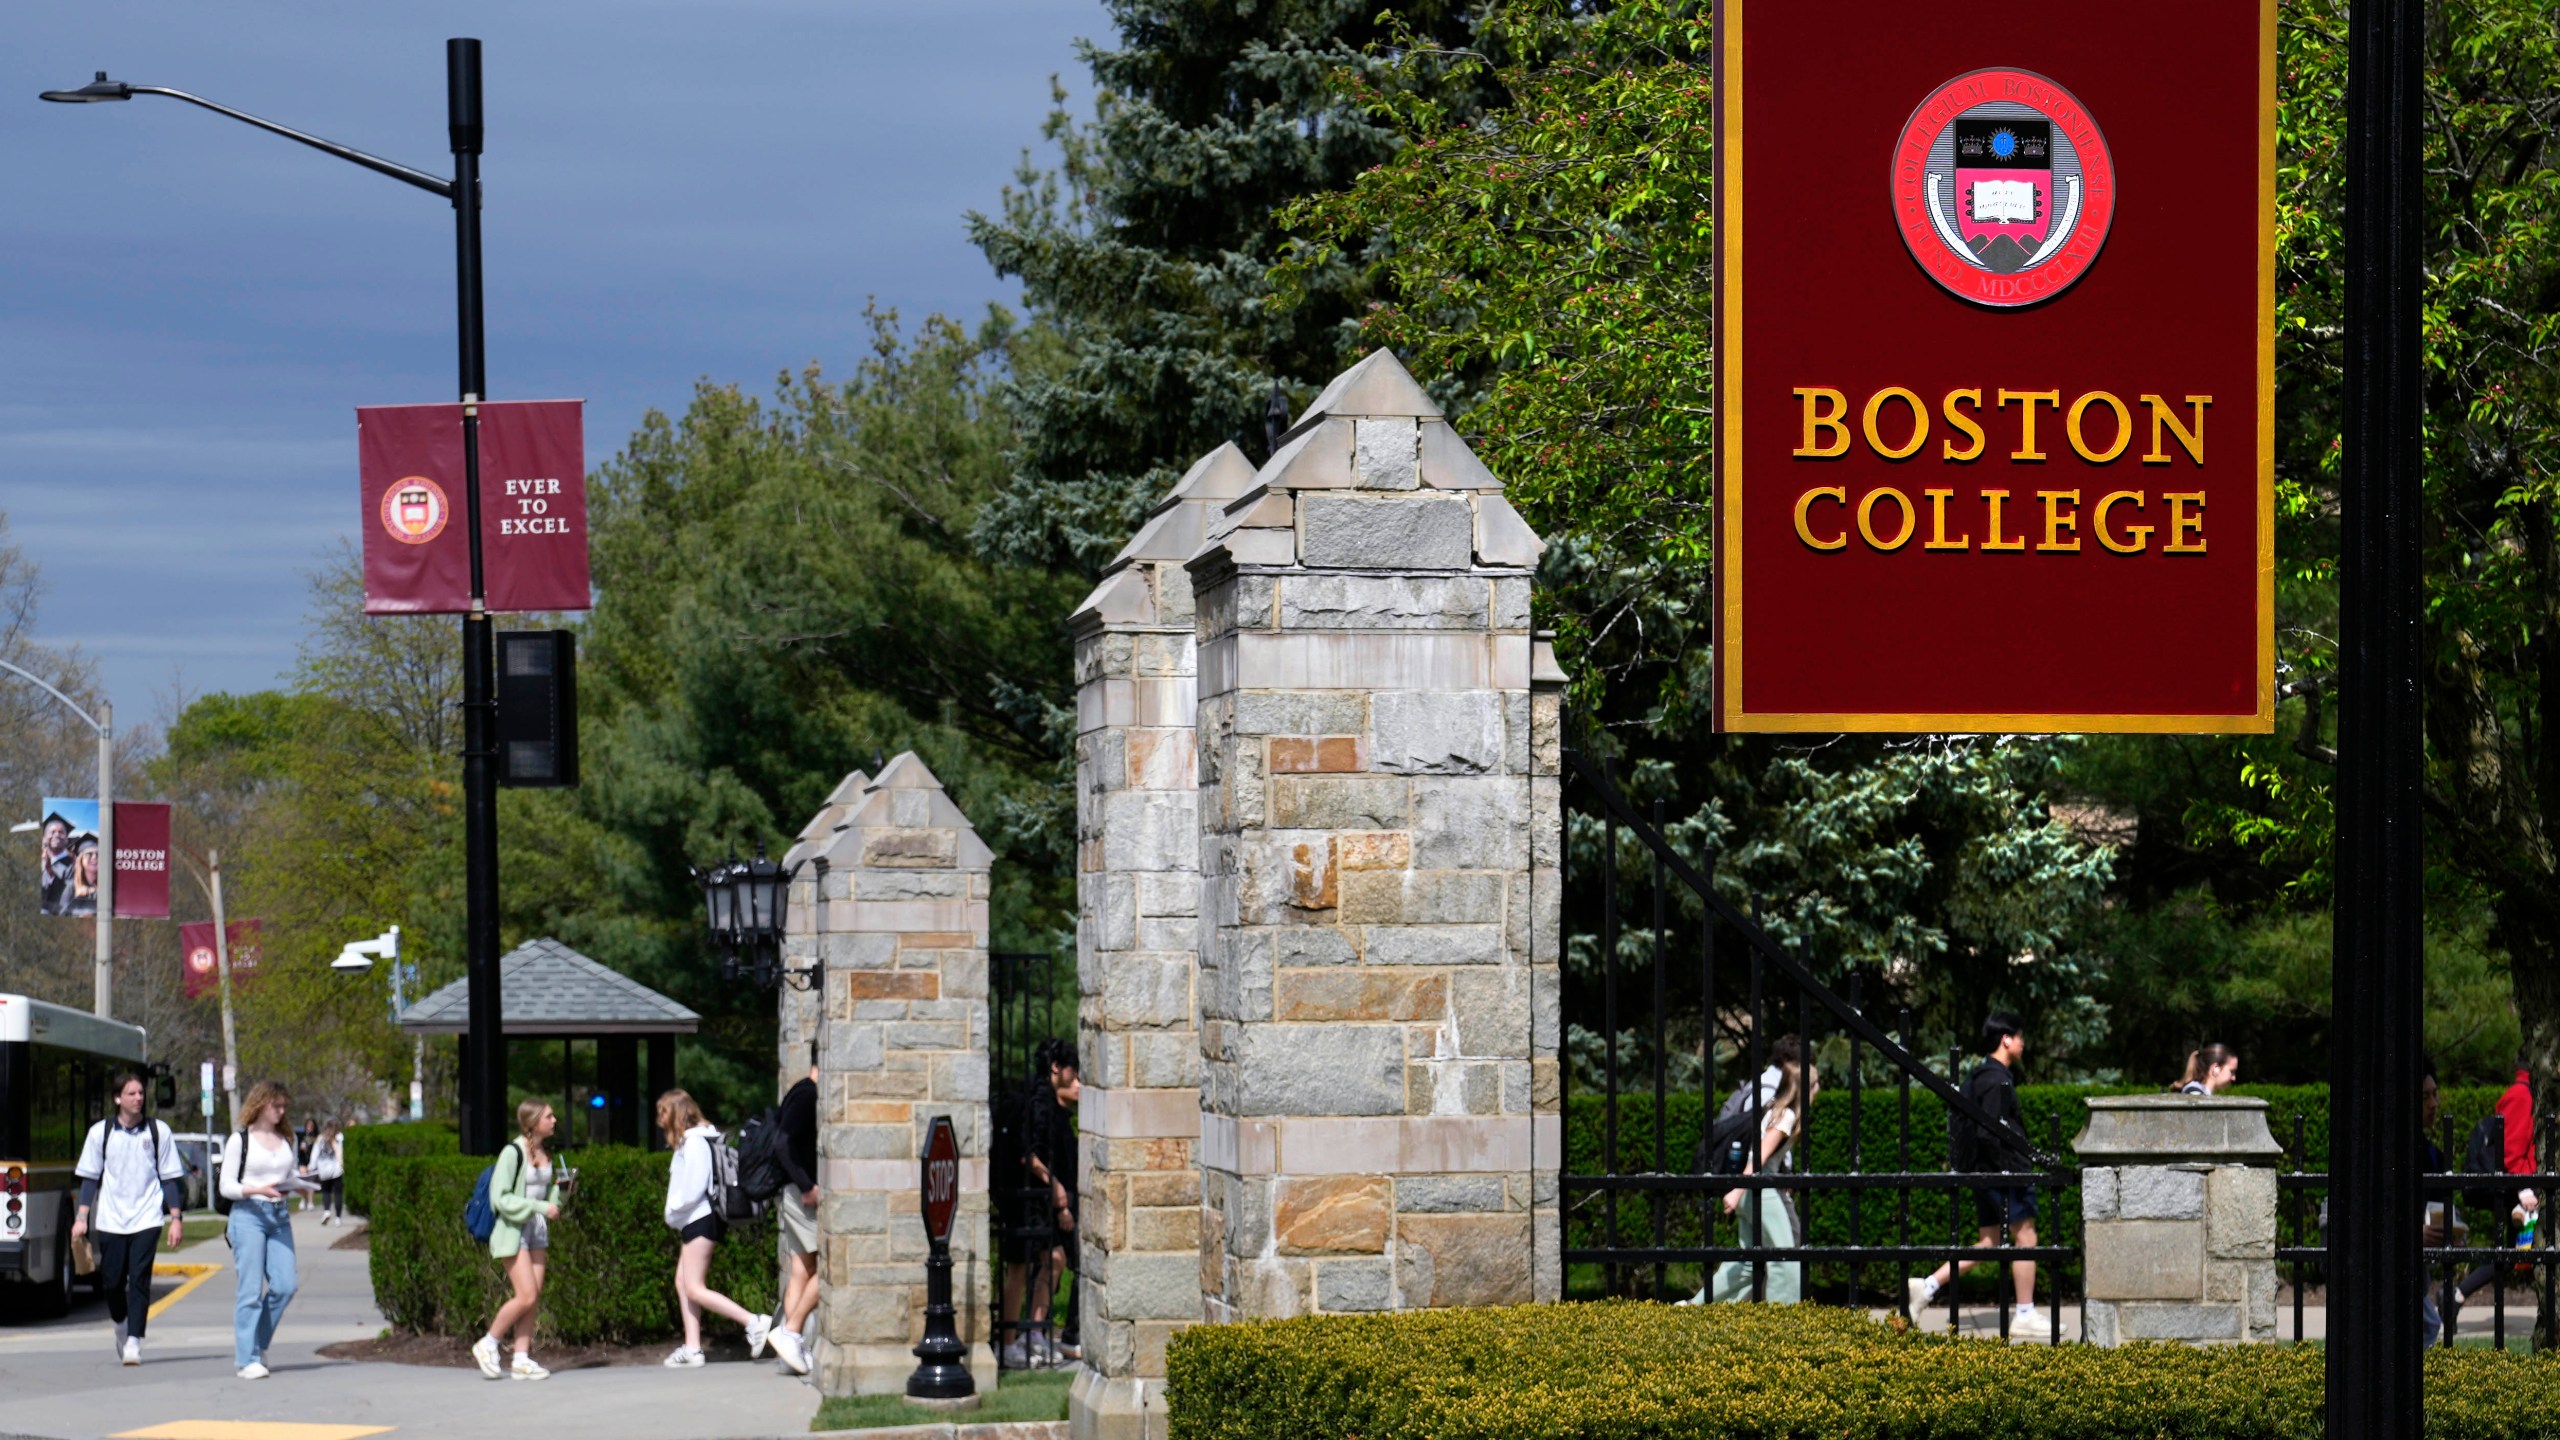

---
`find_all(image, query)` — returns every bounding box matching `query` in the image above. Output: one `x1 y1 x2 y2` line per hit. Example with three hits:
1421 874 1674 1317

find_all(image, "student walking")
308 1123 347 1225
771 1048 821 1377
2170 1044 2240 1095
73 1072 186 1365
1907 1013 2051 1338
1696 1059 1820 1305
221 1082 304 1379
657 1090 770 1368
473 1101 565 1381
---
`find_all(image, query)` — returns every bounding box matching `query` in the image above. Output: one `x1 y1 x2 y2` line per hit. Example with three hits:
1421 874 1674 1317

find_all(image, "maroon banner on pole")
360 403 472 615
111 801 170 919
180 918 263 1000
479 400 590 613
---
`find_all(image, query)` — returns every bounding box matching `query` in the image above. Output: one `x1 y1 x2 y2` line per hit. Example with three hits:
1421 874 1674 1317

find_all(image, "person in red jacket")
2454 1056 2540 1314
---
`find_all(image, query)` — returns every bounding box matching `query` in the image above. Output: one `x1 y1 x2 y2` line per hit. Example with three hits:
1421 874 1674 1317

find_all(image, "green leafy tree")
1281 2 2114 1061
578 309 1082 1116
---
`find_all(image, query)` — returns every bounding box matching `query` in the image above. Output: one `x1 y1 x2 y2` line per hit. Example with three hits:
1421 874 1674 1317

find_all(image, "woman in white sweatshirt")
221 1081 303 1380
656 1089 769 1368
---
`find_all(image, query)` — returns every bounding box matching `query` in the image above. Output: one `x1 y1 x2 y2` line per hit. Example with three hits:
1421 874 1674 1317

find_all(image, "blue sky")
3 2 1104 727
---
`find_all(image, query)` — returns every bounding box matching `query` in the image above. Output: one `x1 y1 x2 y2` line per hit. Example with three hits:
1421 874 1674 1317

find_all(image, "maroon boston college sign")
920 1114 960 1246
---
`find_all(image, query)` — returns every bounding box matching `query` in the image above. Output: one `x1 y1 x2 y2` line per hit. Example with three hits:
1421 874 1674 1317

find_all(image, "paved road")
0 1211 820 1440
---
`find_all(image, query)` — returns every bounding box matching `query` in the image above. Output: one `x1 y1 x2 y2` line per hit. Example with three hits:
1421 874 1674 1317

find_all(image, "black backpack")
213 1131 245 1218
1696 1108 1762 1176
734 1107 788 1204
704 1128 763 1222
2461 1115 2518 1217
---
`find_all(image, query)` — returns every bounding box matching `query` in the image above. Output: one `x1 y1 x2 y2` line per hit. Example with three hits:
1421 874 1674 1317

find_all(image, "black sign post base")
905 1237 975 1400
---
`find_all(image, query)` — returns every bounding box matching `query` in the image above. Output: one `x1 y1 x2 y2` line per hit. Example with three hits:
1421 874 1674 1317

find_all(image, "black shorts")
1974 1185 2038 1230
679 1214 726 1245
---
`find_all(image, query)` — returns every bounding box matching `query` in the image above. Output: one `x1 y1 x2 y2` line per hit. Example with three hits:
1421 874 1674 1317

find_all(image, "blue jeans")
228 1202 297 1368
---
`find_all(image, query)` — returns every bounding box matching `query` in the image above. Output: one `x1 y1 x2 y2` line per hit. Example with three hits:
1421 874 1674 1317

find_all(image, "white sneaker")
1000 1339 1029 1369
771 1327 810 1376
237 1362 271 1380
122 1337 142 1366
471 1333 504 1380
1905 1277 1934 1315
745 1314 772 1358
662 1345 705 1369
2012 1307 2053 1338
321 1213 337 1226
510 1354 550 1381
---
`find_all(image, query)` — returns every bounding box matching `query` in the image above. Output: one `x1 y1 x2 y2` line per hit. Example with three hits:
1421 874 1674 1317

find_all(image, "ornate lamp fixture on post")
693 846 815 991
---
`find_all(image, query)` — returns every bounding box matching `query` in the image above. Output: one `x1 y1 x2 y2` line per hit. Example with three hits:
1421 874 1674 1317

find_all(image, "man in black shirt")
771 1044 821 1376
1907 1012 2050 1337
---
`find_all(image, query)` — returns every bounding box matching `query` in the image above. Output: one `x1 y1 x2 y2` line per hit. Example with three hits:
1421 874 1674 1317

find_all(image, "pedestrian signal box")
496 629 578 788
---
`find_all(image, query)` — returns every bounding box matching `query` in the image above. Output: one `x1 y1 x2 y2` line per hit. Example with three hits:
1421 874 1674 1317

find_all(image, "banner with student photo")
35 797 173 918
181 918 264 1000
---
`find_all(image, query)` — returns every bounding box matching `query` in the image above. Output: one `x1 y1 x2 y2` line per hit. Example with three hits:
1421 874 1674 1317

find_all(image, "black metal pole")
449 37 506 1158
908 1230 971 1397
2329 0 2426 1427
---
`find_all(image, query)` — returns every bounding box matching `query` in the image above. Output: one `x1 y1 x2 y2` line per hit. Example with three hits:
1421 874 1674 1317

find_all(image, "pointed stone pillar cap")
1277 349 1442 447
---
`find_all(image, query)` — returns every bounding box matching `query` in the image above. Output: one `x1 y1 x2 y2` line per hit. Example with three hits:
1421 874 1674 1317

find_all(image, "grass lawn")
175 1217 230 1247
813 1370 1072 1432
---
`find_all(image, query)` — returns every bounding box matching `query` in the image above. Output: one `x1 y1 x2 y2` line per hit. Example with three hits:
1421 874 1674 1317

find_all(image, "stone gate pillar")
2075 1094 2283 1344
784 754 997 1395
1188 350 1562 1324
1067 444 1254 1439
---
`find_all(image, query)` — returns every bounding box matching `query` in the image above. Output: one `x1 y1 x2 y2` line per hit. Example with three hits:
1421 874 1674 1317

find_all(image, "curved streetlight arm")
0 657 104 735
126 86 455 200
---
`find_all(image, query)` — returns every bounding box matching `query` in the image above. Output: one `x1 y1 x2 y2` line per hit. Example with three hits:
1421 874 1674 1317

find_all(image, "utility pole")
2328 0 2428 1431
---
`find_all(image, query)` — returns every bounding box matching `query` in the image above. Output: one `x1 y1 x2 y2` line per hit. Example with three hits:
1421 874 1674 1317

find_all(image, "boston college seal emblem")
1890 68 2116 308
380 474 451 545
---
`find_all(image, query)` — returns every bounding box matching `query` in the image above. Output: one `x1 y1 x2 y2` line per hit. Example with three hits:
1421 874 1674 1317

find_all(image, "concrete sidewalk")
0 1210 820 1440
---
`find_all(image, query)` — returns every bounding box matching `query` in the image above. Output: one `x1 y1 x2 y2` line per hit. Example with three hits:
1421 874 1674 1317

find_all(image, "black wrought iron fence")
2278 1111 2560 1349
988 946 1076 1369
1561 748 2081 1341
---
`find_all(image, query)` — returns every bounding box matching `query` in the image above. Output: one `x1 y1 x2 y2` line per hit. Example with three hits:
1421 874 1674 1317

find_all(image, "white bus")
0 993 150 1317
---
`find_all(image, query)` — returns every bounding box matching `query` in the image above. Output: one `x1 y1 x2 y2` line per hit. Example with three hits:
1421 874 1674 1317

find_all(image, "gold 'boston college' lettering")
1786 386 2214 557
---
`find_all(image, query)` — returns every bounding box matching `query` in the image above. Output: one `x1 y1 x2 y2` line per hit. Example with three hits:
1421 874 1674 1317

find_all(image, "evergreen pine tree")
968 0 1486 571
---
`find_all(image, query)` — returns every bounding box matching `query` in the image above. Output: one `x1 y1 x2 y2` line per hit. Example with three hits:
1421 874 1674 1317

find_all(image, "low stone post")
789 753 998 1395
2075 1094 2283 1344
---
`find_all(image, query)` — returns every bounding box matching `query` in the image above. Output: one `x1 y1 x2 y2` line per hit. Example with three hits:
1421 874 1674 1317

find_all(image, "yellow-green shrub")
367 1148 776 1346
1166 1303 2560 1440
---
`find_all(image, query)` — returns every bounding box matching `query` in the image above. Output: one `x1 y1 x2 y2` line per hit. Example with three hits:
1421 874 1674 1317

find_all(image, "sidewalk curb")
788 1414 1059 1424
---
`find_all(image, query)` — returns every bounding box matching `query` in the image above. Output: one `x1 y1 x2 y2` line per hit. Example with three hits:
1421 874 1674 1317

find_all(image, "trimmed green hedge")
342 1121 458 1219
368 1148 777 1345
1566 1082 2509 1293
1166 1302 2560 1440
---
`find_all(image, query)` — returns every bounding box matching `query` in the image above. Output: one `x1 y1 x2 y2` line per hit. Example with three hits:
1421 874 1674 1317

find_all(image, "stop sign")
920 1115 960 1245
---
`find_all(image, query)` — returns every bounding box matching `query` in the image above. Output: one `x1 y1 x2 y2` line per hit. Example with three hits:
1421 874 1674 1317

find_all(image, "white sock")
1920 1277 1941 1300
2018 1303 2041 1316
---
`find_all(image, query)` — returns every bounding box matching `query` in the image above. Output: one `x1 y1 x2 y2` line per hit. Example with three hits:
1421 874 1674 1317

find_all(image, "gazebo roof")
397 937 699 1037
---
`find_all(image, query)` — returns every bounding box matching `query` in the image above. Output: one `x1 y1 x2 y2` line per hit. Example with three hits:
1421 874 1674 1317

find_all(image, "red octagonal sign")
920 1115 960 1245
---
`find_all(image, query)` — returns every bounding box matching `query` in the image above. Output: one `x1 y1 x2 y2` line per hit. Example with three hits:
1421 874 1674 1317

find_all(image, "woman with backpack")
220 1081 303 1380
1689 1059 1819 1305
656 1089 771 1368
72 1071 186 1365
472 1100 564 1381
308 1123 347 1225
2170 1043 2240 1095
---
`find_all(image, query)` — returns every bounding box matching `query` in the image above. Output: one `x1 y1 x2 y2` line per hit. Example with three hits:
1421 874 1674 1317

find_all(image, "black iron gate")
988 947 1075 1367
1561 748 2080 1340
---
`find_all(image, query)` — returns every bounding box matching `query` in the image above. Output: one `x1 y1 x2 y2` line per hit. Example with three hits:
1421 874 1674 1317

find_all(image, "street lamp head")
40 72 134 104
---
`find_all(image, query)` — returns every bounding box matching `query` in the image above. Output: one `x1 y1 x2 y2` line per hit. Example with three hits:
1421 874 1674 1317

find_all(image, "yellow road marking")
147 1262 222 1322
113 1427 392 1440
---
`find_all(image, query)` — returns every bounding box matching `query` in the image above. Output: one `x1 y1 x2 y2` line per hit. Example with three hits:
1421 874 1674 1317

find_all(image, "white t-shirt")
75 1118 183 1235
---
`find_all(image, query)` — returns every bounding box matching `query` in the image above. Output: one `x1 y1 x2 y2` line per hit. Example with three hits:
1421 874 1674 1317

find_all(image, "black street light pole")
2330 0 2426 1432
43 40 511 1157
